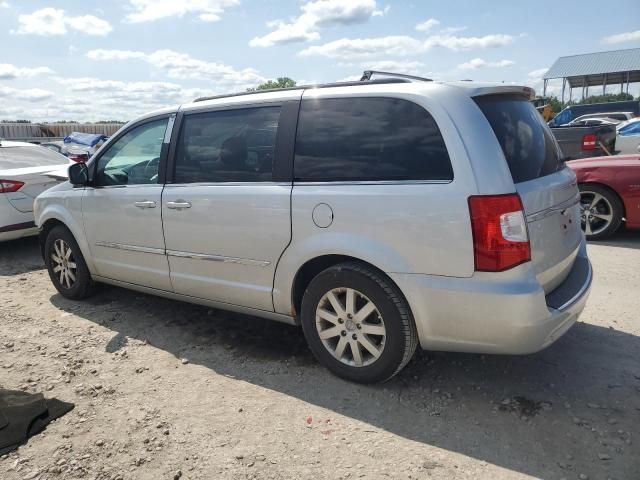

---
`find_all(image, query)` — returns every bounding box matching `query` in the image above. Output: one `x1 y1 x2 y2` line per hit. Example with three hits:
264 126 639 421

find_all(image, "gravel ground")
0 233 639 480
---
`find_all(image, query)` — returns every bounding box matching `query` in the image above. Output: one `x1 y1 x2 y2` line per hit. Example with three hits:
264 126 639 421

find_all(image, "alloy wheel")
51 239 77 289
579 191 614 236
315 287 386 367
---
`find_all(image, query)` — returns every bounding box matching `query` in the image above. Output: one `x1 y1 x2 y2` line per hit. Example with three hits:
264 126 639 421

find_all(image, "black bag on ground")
0 389 74 455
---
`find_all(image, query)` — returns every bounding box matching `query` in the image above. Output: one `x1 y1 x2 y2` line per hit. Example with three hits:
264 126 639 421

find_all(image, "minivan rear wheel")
45 226 94 300
300 262 417 383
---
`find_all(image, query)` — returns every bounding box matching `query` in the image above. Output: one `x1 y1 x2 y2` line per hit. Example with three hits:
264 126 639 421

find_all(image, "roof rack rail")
193 77 410 103
360 70 433 82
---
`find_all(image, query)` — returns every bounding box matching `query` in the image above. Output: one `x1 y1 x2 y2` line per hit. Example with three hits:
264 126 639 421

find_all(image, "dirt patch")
498 396 550 418
1 235 639 479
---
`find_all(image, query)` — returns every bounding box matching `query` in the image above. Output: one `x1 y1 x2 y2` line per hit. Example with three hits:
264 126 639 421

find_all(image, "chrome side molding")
94 242 270 267
166 250 271 267
94 241 165 255
525 193 581 223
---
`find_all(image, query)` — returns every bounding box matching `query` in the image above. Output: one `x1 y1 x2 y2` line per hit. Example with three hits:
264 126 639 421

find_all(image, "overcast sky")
1 0 639 122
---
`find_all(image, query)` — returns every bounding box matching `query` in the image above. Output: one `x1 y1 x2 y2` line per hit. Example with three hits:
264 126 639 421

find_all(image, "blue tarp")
63 132 107 147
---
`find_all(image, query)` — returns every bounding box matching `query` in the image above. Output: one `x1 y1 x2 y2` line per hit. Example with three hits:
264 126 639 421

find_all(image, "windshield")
552 109 572 126
619 121 640 136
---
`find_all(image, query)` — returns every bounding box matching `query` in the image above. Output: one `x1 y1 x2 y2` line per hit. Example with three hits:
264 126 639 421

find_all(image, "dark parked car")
551 123 616 160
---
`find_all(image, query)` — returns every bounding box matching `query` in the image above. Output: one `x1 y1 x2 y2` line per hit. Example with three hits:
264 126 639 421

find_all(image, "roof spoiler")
466 85 536 100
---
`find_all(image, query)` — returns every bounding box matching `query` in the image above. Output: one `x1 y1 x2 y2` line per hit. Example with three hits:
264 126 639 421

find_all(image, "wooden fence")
0 123 124 143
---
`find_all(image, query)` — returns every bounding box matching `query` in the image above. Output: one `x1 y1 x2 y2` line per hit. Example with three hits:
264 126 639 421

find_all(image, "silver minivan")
34 75 592 383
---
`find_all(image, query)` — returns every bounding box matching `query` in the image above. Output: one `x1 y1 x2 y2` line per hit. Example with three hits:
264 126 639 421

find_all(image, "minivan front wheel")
45 226 94 300
300 262 417 383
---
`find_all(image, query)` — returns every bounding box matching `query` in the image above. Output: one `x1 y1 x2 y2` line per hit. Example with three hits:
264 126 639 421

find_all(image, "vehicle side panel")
273 86 481 316
162 99 298 312
0 193 38 241
163 183 292 312
82 184 172 291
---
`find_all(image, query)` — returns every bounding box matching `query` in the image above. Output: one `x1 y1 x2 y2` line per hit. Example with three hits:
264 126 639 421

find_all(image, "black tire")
578 184 623 240
44 225 94 300
300 262 418 383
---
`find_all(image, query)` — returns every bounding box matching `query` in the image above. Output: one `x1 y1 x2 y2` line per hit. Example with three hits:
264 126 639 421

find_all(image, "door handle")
134 200 157 209
166 200 192 210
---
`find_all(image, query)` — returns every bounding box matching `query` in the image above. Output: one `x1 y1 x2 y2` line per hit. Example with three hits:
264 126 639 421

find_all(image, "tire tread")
45 226 95 300
305 261 418 383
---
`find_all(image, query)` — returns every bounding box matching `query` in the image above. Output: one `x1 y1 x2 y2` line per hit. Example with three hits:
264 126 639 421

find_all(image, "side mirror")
68 162 89 186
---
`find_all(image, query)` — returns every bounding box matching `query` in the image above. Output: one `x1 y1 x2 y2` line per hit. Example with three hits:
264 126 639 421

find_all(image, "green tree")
548 96 563 113
576 92 634 104
247 77 296 92
547 92 636 113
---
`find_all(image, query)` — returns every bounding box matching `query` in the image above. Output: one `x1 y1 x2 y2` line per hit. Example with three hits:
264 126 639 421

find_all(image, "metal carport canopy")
544 48 640 88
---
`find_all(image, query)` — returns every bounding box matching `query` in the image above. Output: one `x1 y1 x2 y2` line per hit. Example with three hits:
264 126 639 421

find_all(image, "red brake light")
0 180 25 193
468 194 531 272
582 134 597 151
68 153 88 163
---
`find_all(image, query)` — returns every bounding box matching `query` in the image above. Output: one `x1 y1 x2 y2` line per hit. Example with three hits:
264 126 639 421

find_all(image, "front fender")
35 194 96 275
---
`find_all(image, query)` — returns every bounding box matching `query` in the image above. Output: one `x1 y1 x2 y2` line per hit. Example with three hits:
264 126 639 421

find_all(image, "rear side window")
294 97 453 182
475 95 563 183
174 107 281 183
0 146 67 169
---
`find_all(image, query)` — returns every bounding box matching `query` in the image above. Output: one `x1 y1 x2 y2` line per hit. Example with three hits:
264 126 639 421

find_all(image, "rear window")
0 146 67 169
294 97 453 182
475 95 563 183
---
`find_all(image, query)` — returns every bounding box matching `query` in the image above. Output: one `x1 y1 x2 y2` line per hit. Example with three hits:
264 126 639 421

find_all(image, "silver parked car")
34 77 592 383
0 140 70 242
569 112 635 123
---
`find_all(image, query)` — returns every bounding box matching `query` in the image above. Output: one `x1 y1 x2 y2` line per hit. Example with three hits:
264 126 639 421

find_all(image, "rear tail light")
0 180 25 193
468 194 531 272
68 153 89 163
582 134 597 151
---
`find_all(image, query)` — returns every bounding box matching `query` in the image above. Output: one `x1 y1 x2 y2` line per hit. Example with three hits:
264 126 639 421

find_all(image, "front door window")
95 119 168 186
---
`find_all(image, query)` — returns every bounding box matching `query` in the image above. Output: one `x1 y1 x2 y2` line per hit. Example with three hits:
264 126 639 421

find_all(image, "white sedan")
0 141 71 241
616 118 640 154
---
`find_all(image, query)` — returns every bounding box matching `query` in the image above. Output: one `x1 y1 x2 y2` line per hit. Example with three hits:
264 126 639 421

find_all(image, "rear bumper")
390 245 592 354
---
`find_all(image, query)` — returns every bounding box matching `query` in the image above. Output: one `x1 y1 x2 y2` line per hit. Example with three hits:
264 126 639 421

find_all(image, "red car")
567 154 640 240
